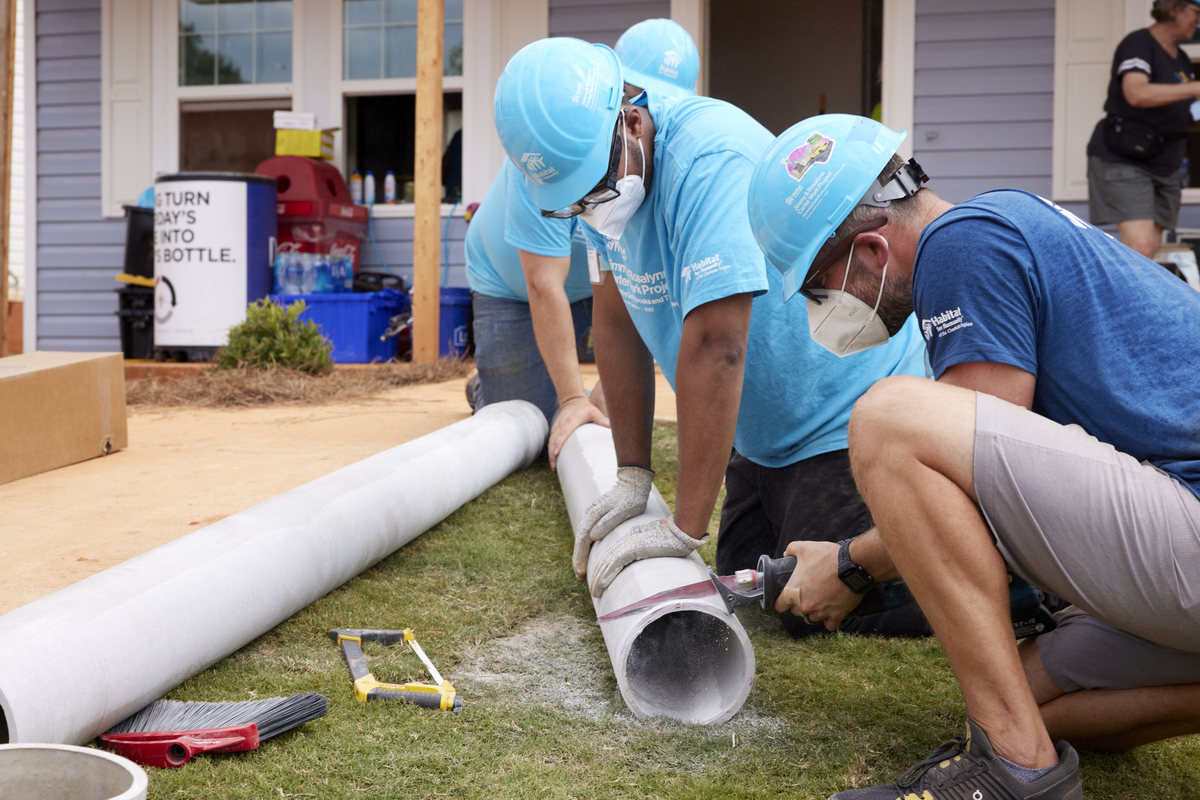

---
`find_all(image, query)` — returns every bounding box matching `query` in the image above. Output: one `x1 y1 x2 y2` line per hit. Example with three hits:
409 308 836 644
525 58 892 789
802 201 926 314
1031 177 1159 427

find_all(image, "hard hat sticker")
783 133 835 183
659 50 683 79
786 164 847 221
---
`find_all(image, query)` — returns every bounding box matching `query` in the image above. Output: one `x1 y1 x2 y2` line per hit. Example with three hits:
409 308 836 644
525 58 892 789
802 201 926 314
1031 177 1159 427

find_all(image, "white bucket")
0 744 148 800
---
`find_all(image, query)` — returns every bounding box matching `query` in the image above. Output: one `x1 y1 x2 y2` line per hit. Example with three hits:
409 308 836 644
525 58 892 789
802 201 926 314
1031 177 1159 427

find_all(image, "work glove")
573 465 655 580
588 515 708 598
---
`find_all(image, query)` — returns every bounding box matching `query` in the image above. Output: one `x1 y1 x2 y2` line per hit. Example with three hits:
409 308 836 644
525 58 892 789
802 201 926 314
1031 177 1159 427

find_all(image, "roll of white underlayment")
0 400 548 745
556 423 755 725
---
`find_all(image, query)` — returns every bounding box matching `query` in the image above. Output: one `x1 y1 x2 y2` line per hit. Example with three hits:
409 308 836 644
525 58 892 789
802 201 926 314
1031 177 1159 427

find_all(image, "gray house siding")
358 215 467 290
912 0 1055 205
549 0 669 48
35 0 123 351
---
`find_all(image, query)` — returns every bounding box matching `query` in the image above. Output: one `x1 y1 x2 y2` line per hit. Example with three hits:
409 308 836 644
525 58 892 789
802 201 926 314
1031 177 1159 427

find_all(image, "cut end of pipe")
620 608 754 726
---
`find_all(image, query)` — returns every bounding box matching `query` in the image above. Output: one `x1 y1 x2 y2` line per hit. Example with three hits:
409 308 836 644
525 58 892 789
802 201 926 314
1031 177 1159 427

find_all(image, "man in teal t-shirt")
493 38 928 637
465 158 608 467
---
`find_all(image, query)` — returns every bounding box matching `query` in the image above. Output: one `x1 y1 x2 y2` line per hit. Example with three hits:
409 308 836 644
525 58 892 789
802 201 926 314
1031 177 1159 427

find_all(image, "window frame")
152 0 303 186
328 0 465 219
178 0 296 87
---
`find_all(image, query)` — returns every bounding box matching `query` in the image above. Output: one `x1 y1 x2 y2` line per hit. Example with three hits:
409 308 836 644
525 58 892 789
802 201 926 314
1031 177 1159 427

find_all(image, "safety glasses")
541 116 626 219
798 216 888 303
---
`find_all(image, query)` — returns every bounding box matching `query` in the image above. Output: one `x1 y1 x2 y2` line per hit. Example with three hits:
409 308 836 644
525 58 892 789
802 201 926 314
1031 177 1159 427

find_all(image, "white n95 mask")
580 126 646 240
806 241 891 357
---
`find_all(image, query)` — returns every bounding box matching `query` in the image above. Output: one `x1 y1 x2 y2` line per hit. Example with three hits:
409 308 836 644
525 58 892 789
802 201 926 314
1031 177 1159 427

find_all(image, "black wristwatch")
837 538 876 594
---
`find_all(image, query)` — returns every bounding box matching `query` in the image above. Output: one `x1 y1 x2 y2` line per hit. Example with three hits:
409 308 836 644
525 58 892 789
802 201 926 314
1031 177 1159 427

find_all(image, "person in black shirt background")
1087 0 1200 259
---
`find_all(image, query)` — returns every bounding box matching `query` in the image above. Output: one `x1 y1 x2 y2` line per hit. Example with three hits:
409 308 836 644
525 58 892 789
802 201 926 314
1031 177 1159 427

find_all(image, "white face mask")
806 240 891 357
579 115 646 240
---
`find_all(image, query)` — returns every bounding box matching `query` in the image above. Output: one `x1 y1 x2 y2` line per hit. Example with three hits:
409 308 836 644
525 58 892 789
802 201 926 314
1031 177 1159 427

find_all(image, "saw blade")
596 574 744 622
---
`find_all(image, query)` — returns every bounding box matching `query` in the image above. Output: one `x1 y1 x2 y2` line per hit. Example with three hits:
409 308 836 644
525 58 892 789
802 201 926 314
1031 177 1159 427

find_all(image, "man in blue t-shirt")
465 158 608 468
749 114 1200 799
493 39 928 638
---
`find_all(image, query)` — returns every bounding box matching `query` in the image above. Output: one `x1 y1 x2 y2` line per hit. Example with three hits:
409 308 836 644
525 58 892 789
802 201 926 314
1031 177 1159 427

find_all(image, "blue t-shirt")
913 189 1200 500
465 159 593 303
585 94 926 468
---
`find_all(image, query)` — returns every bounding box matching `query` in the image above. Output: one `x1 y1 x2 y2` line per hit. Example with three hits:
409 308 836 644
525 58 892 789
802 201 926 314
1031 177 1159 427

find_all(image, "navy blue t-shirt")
913 189 1200 500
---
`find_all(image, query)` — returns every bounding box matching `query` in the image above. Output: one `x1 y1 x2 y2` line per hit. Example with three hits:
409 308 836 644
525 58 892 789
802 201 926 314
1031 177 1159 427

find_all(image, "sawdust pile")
126 360 475 408
456 612 785 738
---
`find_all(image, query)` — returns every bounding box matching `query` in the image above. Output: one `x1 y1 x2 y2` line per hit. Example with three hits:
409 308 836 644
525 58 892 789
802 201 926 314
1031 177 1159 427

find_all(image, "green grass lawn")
131 425 1200 799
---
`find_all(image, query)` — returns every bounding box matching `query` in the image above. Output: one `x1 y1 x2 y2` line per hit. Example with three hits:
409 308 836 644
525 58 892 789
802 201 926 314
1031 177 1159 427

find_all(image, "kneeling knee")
848 376 929 458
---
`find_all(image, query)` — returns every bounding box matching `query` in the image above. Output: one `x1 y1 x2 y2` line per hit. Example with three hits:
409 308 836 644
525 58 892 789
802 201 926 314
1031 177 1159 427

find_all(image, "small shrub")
217 299 334 375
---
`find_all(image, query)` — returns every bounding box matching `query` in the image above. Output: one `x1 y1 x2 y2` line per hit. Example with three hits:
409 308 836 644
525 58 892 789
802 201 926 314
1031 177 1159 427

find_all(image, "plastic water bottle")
349 171 363 204
384 170 397 204
330 257 353 293
283 253 304 295
314 254 333 293
299 253 318 294
363 171 376 205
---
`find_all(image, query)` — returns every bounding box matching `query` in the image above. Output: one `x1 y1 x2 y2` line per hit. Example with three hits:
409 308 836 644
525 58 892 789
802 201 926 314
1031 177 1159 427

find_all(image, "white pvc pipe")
0 401 547 746
556 423 755 725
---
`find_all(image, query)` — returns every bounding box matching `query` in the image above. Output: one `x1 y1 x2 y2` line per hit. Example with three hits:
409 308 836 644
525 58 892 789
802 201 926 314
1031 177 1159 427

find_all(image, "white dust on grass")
452 611 785 739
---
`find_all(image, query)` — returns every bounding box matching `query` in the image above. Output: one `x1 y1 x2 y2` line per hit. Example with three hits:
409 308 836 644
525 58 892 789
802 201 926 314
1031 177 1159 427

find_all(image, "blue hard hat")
747 114 907 300
493 38 624 212
615 18 699 99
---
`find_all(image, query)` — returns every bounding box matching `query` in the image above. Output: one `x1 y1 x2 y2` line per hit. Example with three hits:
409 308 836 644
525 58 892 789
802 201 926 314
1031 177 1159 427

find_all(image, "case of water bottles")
273 252 354 294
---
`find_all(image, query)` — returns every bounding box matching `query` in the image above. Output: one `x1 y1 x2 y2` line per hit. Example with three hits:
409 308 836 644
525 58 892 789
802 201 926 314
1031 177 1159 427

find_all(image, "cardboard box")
0 352 128 485
275 129 336 160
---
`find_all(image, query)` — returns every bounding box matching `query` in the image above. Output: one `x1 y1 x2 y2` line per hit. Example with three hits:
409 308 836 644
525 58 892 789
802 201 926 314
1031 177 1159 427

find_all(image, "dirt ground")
0 365 676 615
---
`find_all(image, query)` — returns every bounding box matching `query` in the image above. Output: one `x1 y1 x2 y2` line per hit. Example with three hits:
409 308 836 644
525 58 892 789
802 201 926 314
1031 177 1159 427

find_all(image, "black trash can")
122 205 155 279
115 285 154 359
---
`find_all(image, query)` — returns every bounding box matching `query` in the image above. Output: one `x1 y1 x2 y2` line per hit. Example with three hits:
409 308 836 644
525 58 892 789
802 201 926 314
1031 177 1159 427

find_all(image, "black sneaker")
830 719 1082 800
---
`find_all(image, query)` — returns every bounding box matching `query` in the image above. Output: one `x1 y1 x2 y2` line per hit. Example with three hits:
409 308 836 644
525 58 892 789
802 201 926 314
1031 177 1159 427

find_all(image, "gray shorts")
973 393 1200 691
1087 155 1186 230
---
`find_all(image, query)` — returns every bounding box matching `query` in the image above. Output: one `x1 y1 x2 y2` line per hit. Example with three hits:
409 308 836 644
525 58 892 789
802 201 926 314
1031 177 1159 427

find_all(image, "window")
180 99 292 172
180 0 293 86
345 93 463 203
342 0 462 80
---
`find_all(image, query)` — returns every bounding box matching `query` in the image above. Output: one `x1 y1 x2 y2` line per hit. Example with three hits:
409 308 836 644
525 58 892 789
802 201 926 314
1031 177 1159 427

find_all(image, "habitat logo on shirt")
682 254 730 284
922 307 973 340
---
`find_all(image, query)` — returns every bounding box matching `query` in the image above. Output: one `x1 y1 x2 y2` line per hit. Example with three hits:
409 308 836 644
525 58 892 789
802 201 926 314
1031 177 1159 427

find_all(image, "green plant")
217 300 334 375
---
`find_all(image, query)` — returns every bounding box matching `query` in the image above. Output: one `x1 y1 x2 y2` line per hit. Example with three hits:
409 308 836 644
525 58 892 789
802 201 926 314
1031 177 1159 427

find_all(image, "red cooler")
255 156 369 272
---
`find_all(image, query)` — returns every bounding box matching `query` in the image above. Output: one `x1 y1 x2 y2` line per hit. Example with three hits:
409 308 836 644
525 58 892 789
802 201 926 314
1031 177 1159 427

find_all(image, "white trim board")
21 0 34 350
882 0 915 160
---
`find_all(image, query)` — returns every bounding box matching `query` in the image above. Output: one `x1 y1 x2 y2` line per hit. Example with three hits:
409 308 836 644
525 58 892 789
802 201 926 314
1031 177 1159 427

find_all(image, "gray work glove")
589 515 708 598
573 465 655 580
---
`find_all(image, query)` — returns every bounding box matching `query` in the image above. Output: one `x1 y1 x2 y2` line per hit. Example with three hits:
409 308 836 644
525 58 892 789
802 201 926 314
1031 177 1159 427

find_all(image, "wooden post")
412 0 444 363
0 0 13 357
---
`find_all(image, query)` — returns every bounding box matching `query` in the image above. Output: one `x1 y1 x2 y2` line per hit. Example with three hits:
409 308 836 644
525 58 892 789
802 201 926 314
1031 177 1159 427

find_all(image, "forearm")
1124 78 1200 109
592 278 655 468
527 280 588 406
672 294 752 538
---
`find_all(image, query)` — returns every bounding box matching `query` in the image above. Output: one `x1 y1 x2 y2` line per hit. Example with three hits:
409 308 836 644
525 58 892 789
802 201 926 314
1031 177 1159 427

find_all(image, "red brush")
99 724 260 768
98 692 328 768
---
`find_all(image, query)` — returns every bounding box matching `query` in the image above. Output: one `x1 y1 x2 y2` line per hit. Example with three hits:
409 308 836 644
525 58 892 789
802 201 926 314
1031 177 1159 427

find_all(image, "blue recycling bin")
439 287 472 358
